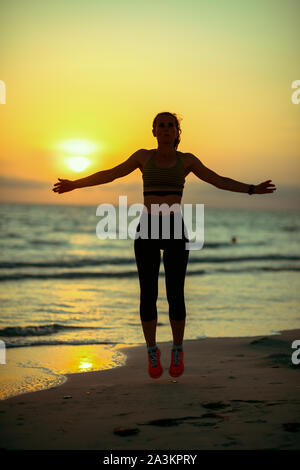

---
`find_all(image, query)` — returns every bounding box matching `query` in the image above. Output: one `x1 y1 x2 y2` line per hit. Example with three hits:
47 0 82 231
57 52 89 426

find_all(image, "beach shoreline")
0 328 299 450
0 343 134 402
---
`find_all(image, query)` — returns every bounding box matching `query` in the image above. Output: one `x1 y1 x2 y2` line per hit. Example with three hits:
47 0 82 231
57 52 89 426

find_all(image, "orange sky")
0 0 299 209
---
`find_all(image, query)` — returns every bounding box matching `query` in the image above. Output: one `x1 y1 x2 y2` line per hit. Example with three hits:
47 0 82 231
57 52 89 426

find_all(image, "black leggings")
134 212 190 322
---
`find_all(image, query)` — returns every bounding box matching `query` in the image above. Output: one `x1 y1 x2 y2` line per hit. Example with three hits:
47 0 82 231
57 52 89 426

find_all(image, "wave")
0 258 131 268
282 226 298 232
29 239 66 246
210 266 300 274
3 339 119 349
0 323 104 337
1 254 300 269
203 241 267 248
0 265 299 281
192 255 300 263
0 271 139 281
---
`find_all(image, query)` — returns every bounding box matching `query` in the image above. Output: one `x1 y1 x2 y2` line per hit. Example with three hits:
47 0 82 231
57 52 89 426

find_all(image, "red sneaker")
169 348 184 377
148 347 163 379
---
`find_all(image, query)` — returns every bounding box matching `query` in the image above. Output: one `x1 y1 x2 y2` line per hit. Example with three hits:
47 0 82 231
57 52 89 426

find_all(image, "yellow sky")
0 0 299 208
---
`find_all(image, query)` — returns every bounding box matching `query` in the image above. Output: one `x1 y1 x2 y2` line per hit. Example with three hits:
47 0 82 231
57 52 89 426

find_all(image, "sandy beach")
0 328 299 451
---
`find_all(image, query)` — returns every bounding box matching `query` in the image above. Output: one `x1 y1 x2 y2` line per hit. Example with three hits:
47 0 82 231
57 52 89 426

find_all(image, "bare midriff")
143 192 182 215
140 149 188 215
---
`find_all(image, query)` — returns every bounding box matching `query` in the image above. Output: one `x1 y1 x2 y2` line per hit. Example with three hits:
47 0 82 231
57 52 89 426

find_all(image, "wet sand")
0 329 299 450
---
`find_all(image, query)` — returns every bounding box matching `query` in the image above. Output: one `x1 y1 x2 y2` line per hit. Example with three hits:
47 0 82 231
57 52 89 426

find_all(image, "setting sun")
66 156 91 172
59 139 99 155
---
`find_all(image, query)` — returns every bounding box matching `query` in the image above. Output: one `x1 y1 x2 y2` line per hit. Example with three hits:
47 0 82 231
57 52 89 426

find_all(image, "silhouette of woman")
52 111 276 379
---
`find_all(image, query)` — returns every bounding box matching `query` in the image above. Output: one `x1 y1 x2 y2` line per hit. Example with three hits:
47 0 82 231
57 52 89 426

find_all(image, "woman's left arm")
187 153 276 195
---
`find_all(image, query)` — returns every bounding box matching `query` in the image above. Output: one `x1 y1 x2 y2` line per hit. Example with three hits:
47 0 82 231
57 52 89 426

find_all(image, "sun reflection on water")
78 359 93 372
0 344 139 400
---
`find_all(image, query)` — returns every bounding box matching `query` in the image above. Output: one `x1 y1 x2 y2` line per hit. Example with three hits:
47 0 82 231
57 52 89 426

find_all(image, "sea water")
0 202 299 398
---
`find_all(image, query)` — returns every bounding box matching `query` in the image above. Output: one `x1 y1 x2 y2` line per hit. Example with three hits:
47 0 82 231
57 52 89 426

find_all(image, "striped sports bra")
142 150 185 196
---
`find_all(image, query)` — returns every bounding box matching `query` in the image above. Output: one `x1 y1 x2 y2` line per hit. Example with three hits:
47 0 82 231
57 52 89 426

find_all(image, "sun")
57 138 100 173
67 156 91 172
59 139 98 155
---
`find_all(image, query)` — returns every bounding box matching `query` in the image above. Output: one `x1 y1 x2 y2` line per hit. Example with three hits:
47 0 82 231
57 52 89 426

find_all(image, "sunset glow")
66 156 91 172
59 140 99 156
0 0 299 208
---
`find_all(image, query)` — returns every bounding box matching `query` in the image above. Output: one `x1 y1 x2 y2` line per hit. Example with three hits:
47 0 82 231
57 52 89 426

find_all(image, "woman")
52 111 276 379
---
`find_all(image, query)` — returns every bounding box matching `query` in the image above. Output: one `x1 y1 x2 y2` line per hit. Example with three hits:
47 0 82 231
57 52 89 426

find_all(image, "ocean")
0 202 299 399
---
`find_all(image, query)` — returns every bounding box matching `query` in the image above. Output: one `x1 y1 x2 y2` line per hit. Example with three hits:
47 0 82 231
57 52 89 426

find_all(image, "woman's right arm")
52 149 143 194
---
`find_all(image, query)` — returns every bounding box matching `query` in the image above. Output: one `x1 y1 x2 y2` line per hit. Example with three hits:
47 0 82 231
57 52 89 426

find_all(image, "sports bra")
142 150 185 196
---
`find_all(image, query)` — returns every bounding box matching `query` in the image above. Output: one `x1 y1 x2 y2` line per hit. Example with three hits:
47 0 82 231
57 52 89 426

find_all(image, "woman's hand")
52 178 76 194
254 180 276 194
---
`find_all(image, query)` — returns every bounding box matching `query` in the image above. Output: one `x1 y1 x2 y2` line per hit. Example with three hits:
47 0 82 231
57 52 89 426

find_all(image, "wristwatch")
248 184 255 195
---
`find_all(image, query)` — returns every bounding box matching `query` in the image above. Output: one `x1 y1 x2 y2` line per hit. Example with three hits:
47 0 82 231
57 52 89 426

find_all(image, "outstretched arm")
188 153 276 195
52 149 143 194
